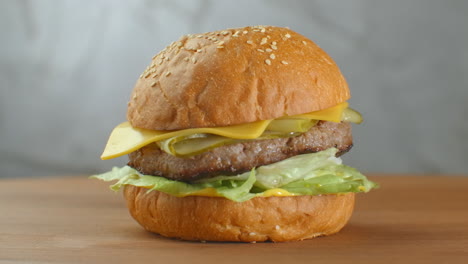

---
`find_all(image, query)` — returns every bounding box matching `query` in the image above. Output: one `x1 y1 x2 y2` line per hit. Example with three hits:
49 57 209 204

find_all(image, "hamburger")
92 25 377 242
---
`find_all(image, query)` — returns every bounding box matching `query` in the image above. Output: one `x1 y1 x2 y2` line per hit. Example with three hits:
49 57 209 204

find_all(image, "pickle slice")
342 107 363 124
266 119 318 133
159 134 239 157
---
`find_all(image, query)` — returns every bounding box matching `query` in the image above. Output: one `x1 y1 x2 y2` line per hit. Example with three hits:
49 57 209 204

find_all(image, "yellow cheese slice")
101 102 348 160
101 120 271 160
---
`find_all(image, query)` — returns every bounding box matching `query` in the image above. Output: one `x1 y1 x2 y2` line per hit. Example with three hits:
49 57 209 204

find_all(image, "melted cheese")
101 102 348 160
175 187 295 198
262 188 295 197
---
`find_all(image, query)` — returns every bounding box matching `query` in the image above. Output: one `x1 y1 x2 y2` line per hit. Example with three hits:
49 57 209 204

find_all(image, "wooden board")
1 175 467 263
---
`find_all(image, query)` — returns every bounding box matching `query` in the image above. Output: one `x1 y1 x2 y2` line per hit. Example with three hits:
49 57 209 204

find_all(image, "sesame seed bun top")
127 25 350 130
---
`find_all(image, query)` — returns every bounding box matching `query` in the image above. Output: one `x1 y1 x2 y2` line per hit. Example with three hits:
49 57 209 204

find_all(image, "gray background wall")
1 0 467 178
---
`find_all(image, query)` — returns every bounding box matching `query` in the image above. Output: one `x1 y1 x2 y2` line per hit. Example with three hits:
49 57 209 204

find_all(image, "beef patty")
128 121 353 182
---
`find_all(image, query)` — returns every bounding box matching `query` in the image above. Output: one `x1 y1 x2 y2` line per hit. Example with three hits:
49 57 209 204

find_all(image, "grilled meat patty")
128 121 353 182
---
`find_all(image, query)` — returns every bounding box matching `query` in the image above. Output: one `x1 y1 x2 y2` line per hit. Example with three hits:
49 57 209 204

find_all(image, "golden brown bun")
127 26 350 130
123 185 355 242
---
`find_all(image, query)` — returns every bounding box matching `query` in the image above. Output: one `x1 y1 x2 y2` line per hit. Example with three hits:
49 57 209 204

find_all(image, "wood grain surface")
1 175 467 263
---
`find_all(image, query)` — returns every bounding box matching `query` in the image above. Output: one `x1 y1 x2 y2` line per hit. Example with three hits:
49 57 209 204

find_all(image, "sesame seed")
217 45 224 49
243 30 248 34
191 57 197 64
246 40 254 45
133 94 137 99
271 45 277 50
272 41 277 45
260 37 268 45
218 41 225 45
257 49 265 52
270 54 276 59
144 72 151 78
196 49 202 53
266 48 273 52
151 81 157 87
249 232 256 236
261 28 266 33
275 225 280 230
281 60 288 65
165 72 171 77
285 33 291 38
196 35 203 38
176 42 183 47
222 31 229 35
184 57 189 62
267 35 271 39
265 59 271 65
302 40 307 45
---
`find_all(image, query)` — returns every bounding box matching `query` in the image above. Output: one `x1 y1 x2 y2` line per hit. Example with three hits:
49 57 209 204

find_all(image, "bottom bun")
123 185 355 242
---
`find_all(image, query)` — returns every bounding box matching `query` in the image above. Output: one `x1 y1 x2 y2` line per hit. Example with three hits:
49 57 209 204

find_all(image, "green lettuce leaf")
91 148 378 202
